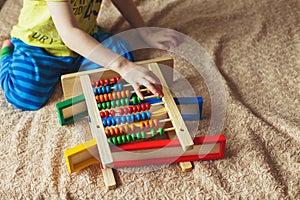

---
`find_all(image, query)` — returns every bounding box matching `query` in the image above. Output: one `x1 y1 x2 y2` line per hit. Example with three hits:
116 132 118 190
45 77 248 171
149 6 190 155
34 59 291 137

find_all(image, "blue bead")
97 87 102 95
105 86 111 93
101 87 106 94
113 84 118 91
93 88 98 95
102 118 107 127
106 117 112 126
141 112 147 120
121 116 126 124
126 115 131 123
131 114 135 122
115 116 121 124
135 113 141 121
146 111 151 119
111 117 116 126
118 84 123 91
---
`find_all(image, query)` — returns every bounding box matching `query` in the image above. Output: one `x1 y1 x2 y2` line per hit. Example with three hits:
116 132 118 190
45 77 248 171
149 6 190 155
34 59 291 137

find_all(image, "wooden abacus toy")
56 57 226 189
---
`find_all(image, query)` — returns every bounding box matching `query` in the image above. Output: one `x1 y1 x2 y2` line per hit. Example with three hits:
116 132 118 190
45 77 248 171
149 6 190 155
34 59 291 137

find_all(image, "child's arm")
47 2 163 99
111 0 179 50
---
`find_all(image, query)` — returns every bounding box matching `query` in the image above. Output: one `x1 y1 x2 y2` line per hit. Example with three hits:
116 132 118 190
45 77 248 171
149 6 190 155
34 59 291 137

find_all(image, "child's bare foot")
1 39 12 49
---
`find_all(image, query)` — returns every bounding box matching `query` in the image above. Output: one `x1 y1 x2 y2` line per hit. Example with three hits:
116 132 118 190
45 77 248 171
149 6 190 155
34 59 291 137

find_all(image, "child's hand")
110 58 163 100
138 29 180 50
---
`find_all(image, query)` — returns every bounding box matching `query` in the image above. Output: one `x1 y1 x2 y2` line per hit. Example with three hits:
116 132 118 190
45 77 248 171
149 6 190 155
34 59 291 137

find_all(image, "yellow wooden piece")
80 75 113 168
64 138 99 173
148 63 194 151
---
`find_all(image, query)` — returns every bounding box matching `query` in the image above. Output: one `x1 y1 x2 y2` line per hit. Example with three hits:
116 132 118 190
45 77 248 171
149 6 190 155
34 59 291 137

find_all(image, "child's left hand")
138 28 180 50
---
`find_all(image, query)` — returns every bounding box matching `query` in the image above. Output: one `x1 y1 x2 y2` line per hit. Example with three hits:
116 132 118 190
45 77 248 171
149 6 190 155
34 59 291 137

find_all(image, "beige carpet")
0 0 299 199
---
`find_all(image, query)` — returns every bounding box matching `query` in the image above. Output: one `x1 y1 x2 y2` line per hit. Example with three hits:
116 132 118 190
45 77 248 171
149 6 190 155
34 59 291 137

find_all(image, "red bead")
136 104 141 112
91 81 96 87
119 108 124 115
145 102 151 110
128 106 133 114
141 104 146 111
132 106 137 113
123 107 128 115
100 111 105 118
104 110 110 118
110 110 115 117
104 78 109 85
116 76 121 83
99 79 104 86
110 77 116 84
96 81 100 87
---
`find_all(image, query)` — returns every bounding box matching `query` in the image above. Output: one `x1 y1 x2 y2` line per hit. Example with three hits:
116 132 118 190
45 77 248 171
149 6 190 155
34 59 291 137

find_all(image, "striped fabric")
0 30 134 110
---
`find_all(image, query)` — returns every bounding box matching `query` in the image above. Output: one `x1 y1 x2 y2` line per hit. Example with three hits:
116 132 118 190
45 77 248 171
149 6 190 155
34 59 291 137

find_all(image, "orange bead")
109 128 115 136
117 91 121 99
129 124 135 132
99 94 104 102
121 91 125 98
104 93 108 102
108 93 113 101
125 90 130 97
112 92 117 100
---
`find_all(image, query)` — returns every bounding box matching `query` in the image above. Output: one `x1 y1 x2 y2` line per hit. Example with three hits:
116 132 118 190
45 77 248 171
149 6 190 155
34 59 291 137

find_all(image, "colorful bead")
132 96 137 105
112 137 117 145
125 98 130 105
158 128 164 135
151 129 156 137
104 78 109 85
105 86 111 93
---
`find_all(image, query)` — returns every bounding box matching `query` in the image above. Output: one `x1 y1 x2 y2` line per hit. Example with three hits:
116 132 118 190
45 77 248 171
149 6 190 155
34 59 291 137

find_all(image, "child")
0 0 178 110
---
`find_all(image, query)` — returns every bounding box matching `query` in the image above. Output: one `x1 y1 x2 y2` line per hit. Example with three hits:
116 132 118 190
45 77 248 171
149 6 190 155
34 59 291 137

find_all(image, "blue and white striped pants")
0 30 134 110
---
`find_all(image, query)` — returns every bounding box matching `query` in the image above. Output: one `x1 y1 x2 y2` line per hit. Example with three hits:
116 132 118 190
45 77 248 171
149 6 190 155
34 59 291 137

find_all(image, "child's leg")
79 29 135 71
0 38 75 110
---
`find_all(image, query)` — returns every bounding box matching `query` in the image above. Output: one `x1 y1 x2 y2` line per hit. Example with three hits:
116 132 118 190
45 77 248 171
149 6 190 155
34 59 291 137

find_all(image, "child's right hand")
109 58 163 100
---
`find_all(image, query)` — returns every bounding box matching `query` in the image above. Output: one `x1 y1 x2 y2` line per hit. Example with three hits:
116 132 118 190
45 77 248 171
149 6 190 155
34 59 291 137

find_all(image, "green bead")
137 97 141 104
97 103 102 110
117 136 122 144
115 99 120 107
131 133 136 141
125 98 130 105
136 132 141 140
111 101 115 108
121 135 126 143
107 138 112 144
132 96 137 105
126 134 131 142
141 131 146 139
158 128 164 136
151 129 156 137
102 102 106 109
120 98 125 106
106 101 111 109
157 96 162 99
112 137 117 145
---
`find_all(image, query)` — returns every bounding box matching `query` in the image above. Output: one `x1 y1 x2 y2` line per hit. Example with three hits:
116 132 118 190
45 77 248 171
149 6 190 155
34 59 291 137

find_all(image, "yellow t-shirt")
11 0 102 57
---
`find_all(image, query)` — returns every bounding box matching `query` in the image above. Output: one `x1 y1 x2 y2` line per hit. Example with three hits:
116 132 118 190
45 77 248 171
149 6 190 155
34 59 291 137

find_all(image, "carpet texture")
0 0 299 199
